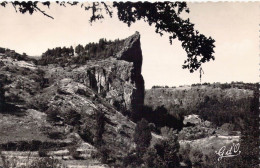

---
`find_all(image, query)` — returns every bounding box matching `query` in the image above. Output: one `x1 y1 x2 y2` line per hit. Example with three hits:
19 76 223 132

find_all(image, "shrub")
179 143 192 164
142 148 165 168
189 149 203 167
46 107 62 123
38 148 48 157
133 118 152 153
97 146 111 164
68 145 82 160
78 127 94 144
63 110 81 128
154 135 180 168
47 132 65 140
123 151 143 167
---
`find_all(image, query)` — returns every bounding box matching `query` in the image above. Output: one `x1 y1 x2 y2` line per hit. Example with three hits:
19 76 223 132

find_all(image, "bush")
46 107 62 123
47 132 65 140
38 148 48 157
28 98 49 112
98 146 111 164
189 149 204 167
133 119 152 153
64 110 81 128
78 127 94 144
68 145 82 160
142 148 165 168
179 143 192 164
123 151 143 167
154 135 180 168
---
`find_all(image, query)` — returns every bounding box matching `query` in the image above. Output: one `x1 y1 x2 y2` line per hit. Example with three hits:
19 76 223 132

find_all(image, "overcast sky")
0 2 258 89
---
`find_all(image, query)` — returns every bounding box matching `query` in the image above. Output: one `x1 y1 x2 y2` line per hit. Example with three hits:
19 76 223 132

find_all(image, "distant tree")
55 47 62 57
107 48 113 57
133 118 152 154
69 46 74 56
0 1 215 74
98 38 106 50
0 74 8 112
62 47 67 55
75 44 84 55
0 47 5 53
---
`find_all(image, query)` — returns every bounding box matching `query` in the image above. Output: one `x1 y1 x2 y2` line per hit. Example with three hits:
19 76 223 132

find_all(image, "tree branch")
11 2 17 13
33 4 54 19
101 2 112 18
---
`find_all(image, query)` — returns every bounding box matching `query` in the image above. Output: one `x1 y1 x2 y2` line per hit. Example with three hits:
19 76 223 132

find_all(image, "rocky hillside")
145 85 255 128
145 85 253 112
41 32 144 116
0 32 145 167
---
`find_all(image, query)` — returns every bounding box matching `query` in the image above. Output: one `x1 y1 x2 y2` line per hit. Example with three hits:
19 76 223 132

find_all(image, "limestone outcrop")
44 32 144 115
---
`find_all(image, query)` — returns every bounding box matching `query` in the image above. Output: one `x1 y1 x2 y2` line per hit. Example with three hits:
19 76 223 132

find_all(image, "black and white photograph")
0 1 259 168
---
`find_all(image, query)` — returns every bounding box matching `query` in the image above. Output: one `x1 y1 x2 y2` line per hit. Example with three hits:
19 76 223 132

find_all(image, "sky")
0 2 258 89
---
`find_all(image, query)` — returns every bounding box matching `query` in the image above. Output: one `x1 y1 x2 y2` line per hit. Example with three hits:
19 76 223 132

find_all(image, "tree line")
38 38 125 66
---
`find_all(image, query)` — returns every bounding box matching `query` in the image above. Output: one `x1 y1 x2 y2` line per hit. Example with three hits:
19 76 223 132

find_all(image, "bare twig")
11 2 17 12
101 2 113 17
33 4 54 19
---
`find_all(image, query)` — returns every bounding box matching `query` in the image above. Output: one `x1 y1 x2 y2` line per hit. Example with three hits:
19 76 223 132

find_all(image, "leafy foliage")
154 135 180 168
197 96 251 128
133 118 152 152
0 1 54 19
123 131 181 168
142 148 166 168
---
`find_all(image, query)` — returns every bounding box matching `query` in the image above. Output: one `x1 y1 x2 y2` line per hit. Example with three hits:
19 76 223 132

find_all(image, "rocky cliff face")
44 32 144 115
